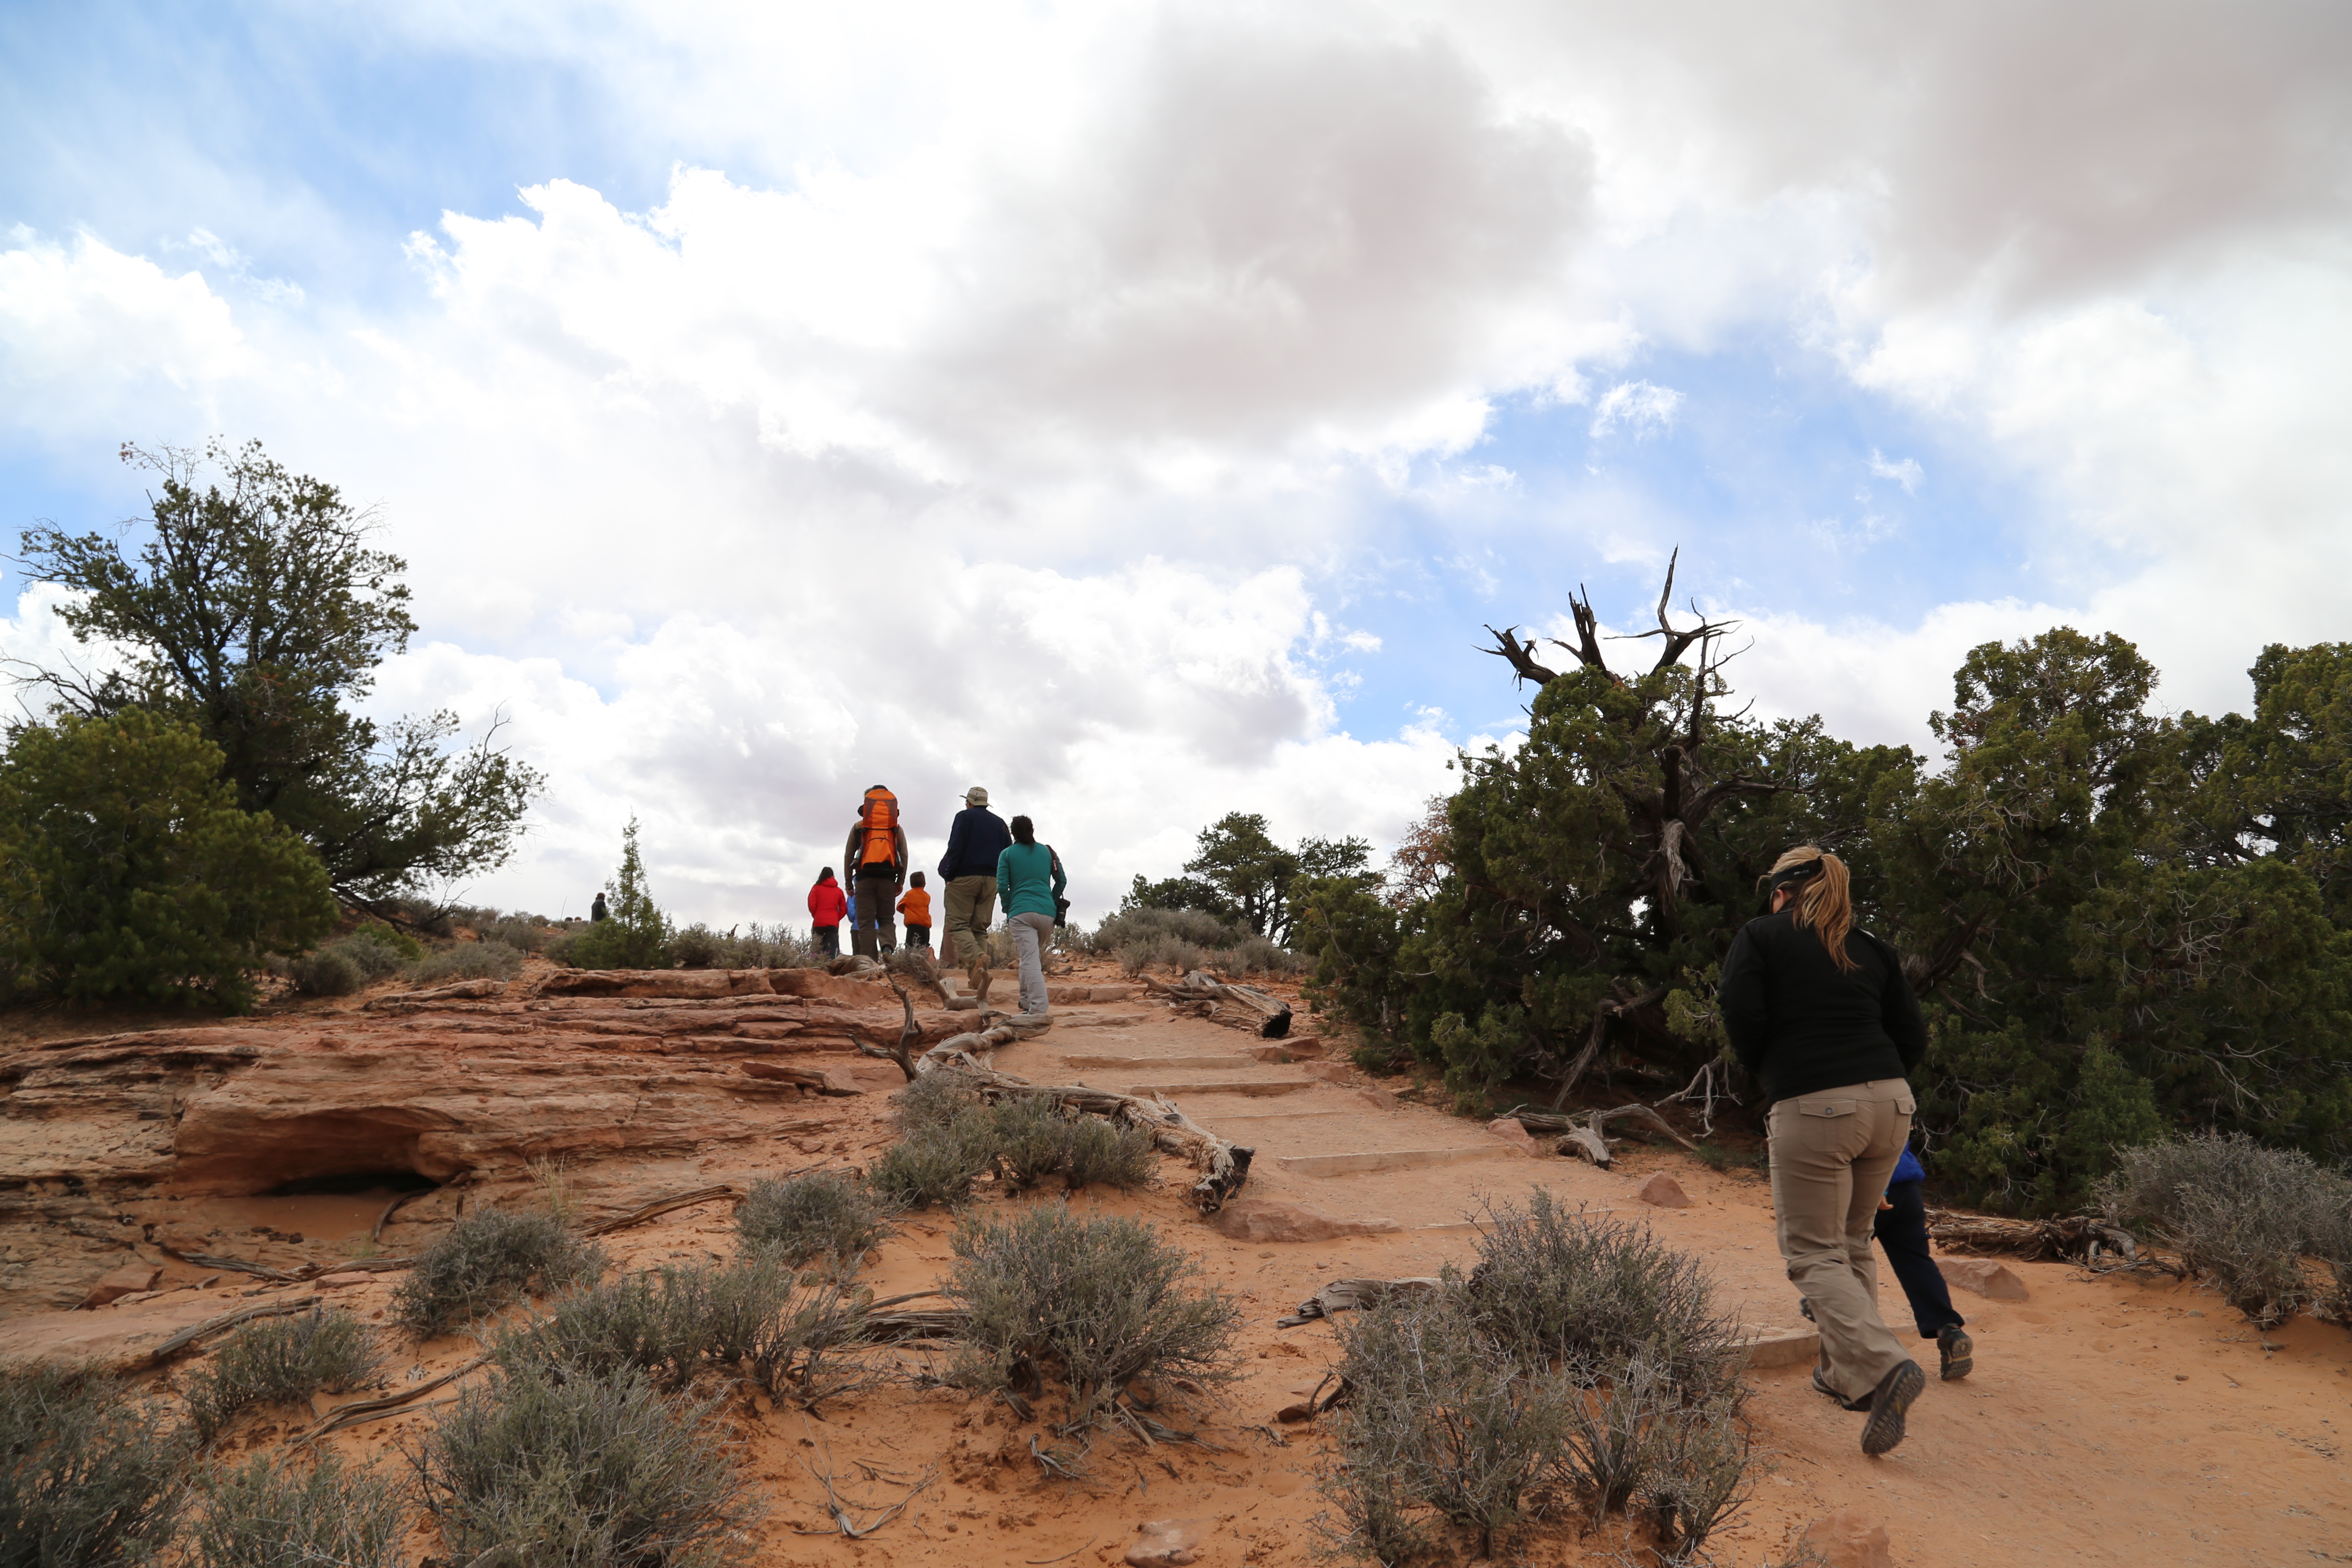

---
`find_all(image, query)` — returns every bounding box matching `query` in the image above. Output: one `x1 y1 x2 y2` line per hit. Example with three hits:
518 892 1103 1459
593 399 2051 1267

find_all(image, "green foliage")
392 1208 606 1337
412 1363 757 1568
735 1173 895 1267
189 1452 406 1568
0 709 336 1008
0 1364 192 1568
1174 812 1373 946
945 1205 1240 1423
185 1307 383 1442
291 927 414 995
671 923 725 969
568 817 674 971
14 439 542 907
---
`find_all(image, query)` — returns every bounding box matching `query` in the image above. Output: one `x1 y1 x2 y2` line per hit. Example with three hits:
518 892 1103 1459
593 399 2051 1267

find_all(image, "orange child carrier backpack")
858 786 900 870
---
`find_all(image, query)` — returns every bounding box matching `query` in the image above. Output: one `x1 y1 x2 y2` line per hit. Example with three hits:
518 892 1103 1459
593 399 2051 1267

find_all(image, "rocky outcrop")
0 971 964 1314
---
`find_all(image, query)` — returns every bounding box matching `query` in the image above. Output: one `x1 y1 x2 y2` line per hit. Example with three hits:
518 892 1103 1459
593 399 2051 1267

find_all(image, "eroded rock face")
0 971 955 1314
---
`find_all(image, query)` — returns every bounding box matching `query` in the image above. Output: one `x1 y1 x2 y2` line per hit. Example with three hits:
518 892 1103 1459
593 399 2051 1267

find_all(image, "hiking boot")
1937 1325 1974 1381
1859 1360 1926 1456
1812 1367 1871 1411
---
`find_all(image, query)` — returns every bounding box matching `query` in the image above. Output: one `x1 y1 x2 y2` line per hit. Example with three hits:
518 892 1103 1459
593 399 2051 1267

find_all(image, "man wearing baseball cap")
936 786 1012 1005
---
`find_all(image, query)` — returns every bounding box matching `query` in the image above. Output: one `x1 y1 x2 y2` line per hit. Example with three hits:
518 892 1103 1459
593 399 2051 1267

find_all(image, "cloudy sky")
3 1 2349 925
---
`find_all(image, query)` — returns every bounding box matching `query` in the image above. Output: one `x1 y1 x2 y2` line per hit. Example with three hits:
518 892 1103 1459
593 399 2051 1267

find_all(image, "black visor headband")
1766 862 1822 896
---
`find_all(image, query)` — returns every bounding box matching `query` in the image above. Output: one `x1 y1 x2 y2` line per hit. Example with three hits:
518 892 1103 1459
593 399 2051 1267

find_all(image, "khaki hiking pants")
1767 1078 1917 1404
942 876 996 971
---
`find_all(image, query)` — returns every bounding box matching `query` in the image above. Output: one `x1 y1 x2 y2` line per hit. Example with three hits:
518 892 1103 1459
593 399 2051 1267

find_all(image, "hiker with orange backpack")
840 785 910 956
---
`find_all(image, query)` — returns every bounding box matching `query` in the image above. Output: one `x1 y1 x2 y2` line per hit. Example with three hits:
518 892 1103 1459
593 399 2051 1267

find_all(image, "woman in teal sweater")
995 815 1067 1016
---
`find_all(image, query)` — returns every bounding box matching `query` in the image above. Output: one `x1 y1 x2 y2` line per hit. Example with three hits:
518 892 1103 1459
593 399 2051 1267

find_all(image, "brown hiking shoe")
1938 1325 1974 1381
1860 1360 1926 1456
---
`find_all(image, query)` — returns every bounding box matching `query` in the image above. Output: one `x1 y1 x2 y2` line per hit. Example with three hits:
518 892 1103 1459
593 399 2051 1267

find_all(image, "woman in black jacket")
1718 845 1929 1455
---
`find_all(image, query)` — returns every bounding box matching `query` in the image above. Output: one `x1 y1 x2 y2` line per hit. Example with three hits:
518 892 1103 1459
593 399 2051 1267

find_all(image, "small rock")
1799 1508 1893 1568
1301 1063 1351 1084
76 1262 162 1311
1485 1116 1535 1149
1352 1087 1397 1111
1636 1172 1690 1209
1210 1199 1402 1244
1125 1519 1204 1568
1936 1257 2030 1301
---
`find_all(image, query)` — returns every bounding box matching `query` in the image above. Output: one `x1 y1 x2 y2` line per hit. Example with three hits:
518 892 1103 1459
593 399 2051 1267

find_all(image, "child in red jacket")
808 867 848 958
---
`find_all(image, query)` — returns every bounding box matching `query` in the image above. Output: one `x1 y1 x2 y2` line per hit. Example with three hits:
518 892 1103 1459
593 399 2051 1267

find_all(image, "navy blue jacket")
938 806 1013 881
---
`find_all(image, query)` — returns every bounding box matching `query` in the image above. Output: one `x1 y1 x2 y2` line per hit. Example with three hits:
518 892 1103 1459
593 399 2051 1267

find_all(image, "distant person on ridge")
1718 845 1929 1457
590 891 608 922
841 785 908 956
937 785 1011 1003
995 814 1067 1017
807 867 847 959
897 872 933 952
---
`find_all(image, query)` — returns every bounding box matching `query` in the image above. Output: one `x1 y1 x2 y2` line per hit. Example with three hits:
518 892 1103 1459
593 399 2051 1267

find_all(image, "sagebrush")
413 1363 757 1568
404 939 525 986
0 1364 191 1568
2101 1132 2352 1327
189 1452 406 1568
946 1205 1240 1424
185 1307 383 1440
392 1208 605 1336
735 1172 895 1267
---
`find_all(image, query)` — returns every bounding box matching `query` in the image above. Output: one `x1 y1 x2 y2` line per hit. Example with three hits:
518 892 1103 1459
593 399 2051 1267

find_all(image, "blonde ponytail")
1765 845 1857 973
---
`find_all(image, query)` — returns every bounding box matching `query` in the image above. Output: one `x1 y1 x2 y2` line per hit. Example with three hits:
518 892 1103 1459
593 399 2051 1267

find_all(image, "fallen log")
362 979 509 1011
1277 1276 1443 1327
300 1355 490 1440
582 1185 739 1237
1924 1209 2153 1271
1143 971 1294 1038
141 1295 323 1366
960 1069 1253 1214
1504 1102 1698 1168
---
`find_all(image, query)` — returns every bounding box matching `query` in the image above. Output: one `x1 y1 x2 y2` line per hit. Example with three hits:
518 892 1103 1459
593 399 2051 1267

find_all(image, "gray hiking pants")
1009 912 1054 1014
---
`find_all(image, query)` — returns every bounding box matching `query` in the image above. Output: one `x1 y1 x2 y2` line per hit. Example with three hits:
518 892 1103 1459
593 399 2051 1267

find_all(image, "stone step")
1274 1145 1522 1177
1120 1078 1312 1098
1057 1054 1262 1070
941 976 1135 1005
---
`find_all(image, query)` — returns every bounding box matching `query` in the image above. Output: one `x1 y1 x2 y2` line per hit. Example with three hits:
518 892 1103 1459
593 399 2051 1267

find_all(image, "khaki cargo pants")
1767 1078 1917 1404
941 876 996 971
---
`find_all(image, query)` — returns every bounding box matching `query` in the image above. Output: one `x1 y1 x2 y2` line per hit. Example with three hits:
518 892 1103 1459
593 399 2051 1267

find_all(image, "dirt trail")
9 956 2350 1566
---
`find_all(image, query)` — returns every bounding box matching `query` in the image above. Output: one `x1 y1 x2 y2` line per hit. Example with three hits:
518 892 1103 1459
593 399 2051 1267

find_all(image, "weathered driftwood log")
1504 1102 1697 1168
142 1296 324 1366
959 1069 1254 1214
1924 1209 2150 1269
1142 971 1294 1038
1277 1276 1444 1327
582 1184 740 1237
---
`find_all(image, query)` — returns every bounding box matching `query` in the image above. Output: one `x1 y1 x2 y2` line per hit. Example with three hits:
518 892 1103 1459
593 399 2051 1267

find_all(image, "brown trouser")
1767 1078 1916 1403
942 876 995 971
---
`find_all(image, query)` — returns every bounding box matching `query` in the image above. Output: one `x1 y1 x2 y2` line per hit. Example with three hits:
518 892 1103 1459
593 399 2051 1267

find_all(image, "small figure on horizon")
1719 845 1930 1456
897 871 933 952
842 785 908 956
590 890 608 922
995 814 1067 1017
938 786 1012 1005
808 867 847 959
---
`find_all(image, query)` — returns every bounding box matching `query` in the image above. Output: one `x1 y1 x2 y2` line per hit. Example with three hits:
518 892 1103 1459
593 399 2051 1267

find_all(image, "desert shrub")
413 1363 756 1568
1118 936 1209 977
946 1205 1240 1423
736 1172 895 1267
1318 1287 1573 1563
866 1124 995 1210
392 1208 606 1337
288 946 364 997
496 1256 874 1407
1062 1115 1159 1190
1087 906 1243 955
403 940 525 986
2101 1133 2352 1327
185 1307 383 1441
568 818 674 971
893 1069 987 1133
981 1097 1155 1192
672 923 725 969
1206 933 1309 978
1464 1190 1740 1398
543 928 582 967
189 1451 405 1568
0 1363 192 1568
480 916 553 953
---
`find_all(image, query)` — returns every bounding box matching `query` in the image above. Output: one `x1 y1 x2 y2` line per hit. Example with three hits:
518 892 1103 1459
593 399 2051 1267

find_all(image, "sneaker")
1938 1325 1974 1381
1812 1366 1871 1411
1859 1360 1926 1456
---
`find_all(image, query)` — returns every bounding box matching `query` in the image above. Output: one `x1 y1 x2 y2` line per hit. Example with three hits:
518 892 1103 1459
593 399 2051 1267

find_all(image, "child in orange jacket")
896 873 933 951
